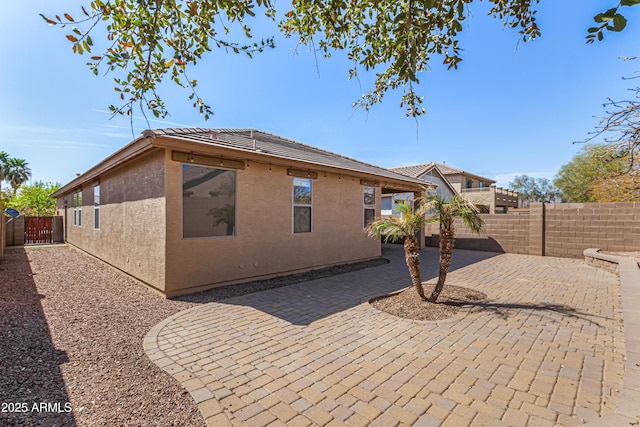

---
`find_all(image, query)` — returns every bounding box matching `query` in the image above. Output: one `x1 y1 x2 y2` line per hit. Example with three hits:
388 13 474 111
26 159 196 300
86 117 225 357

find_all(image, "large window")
182 165 236 238
94 185 100 229
364 186 376 227
293 178 312 233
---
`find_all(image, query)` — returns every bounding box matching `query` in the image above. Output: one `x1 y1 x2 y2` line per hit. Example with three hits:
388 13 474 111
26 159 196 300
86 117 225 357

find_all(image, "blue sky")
1 1 639 189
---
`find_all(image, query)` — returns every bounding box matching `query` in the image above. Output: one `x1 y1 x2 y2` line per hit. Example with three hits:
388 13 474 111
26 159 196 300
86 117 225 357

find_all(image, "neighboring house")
381 165 453 215
391 162 518 213
51 128 425 297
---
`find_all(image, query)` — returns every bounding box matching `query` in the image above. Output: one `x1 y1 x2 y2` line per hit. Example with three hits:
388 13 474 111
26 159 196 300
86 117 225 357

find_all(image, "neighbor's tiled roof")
148 128 426 184
391 162 494 183
391 162 463 177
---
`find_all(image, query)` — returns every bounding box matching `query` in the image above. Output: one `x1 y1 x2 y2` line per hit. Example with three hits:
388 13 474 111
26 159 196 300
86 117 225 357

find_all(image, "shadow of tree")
0 248 75 426
458 300 606 327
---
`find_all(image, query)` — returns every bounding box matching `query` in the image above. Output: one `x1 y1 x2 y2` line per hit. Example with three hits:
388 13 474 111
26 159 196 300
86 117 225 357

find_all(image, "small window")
364 186 376 227
466 179 473 189
182 165 236 238
293 178 312 233
74 190 83 226
78 191 82 226
94 185 100 229
73 193 77 226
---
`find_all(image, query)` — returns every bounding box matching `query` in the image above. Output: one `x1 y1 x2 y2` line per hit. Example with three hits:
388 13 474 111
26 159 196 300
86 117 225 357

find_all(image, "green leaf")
594 8 617 22
610 14 627 32
621 0 640 5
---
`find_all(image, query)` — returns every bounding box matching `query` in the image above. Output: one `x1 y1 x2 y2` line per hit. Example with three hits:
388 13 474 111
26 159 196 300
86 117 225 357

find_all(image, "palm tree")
428 194 484 302
5 158 32 197
367 197 430 300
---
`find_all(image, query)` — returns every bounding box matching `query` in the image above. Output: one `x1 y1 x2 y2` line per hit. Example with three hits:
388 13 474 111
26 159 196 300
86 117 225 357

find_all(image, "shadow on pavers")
181 245 500 325
460 300 607 327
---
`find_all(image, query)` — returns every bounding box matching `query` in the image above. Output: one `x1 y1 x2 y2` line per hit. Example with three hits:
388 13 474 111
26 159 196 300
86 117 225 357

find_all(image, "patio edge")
582 249 640 426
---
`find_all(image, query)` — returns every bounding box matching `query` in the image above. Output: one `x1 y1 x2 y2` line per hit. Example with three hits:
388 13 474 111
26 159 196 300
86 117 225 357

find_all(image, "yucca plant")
367 197 431 300
429 194 484 302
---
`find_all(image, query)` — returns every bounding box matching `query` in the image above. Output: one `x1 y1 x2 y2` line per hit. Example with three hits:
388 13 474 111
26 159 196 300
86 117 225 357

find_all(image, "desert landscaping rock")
0 245 388 427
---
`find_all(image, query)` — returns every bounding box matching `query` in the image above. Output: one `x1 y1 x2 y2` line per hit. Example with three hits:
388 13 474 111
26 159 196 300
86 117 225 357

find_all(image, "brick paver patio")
145 245 626 426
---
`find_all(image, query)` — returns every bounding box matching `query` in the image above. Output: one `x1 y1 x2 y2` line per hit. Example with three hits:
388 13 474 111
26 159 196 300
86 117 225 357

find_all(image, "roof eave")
149 132 426 188
51 135 154 198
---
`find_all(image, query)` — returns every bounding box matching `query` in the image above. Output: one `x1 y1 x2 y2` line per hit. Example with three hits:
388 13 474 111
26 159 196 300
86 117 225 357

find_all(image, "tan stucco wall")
58 149 167 292
164 157 382 296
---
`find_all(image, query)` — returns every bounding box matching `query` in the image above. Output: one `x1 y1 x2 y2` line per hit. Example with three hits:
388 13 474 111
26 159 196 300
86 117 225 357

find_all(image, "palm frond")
366 198 431 242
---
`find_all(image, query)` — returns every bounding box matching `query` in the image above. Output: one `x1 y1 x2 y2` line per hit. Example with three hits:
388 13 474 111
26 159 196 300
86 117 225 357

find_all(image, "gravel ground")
370 283 487 321
0 245 387 427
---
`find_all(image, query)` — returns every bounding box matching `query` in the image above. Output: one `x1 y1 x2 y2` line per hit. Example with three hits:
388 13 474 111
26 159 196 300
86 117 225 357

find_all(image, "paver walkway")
145 245 626 426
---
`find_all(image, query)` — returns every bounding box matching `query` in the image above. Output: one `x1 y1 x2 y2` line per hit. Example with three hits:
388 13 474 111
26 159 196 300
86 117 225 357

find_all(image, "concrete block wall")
426 214 530 254
426 202 640 259
545 202 640 258
6 216 24 246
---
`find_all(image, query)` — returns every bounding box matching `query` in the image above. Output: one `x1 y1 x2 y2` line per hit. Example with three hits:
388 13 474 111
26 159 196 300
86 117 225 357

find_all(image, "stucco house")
391 162 518 213
381 165 455 215
51 128 426 297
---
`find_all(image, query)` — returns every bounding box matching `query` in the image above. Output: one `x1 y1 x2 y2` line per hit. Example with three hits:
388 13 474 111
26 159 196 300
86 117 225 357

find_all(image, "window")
94 185 100 229
364 186 376 227
466 179 473 189
381 196 393 215
73 190 83 226
182 165 236 238
293 178 312 233
78 190 82 226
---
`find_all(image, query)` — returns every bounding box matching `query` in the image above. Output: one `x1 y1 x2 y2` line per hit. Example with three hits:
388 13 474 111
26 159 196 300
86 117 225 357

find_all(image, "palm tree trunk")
404 236 426 300
429 226 455 302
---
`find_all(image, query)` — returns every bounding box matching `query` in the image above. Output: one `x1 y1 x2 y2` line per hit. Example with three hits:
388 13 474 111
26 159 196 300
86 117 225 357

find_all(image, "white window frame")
73 190 83 226
94 185 100 229
364 186 376 227
73 193 77 226
292 177 313 234
78 190 82 226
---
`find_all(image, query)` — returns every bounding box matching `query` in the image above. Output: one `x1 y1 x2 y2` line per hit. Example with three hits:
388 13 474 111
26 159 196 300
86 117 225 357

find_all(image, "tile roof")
148 128 425 184
391 162 494 183
390 162 465 177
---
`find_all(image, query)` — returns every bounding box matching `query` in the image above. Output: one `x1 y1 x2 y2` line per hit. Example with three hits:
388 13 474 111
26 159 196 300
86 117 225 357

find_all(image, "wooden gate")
25 216 54 244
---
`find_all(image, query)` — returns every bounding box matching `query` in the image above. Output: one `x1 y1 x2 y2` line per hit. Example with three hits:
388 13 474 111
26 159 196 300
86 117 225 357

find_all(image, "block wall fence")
425 202 640 259
3 216 63 247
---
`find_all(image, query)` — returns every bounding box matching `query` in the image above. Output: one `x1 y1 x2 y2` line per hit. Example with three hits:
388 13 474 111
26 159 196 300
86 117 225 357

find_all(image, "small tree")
7 182 61 217
429 195 484 303
509 175 561 207
367 197 430 300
